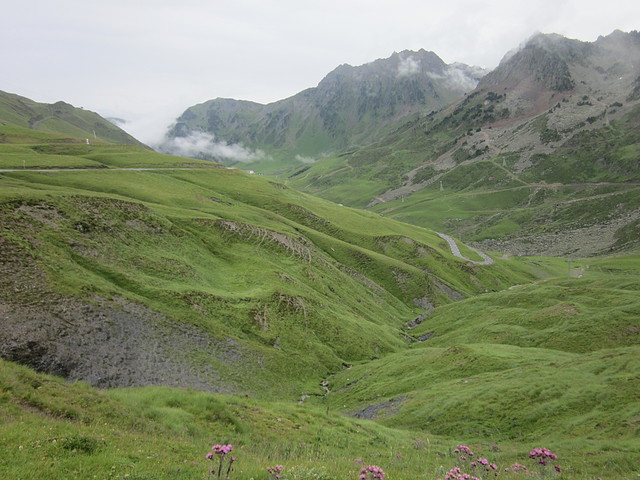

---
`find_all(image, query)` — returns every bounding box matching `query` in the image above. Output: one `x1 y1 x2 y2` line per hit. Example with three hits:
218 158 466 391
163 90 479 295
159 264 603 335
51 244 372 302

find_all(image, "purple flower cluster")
528 448 557 465
359 464 386 480
267 464 285 480
528 448 563 477
211 444 233 456
504 463 528 473
206 444 235 480
469 457 498 477
440 443 574 479
438 467 481 480
453 445 474 461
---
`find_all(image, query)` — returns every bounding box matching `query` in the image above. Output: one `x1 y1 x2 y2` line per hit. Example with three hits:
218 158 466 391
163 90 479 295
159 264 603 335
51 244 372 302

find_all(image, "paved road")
436 232 493 265
0 167 210 172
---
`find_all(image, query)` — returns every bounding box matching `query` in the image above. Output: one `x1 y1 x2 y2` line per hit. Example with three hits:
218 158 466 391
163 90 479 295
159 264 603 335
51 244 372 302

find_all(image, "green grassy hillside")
288 102 640 257
0 358 436 480
316 257 640 476
1 132 540 400
2 94 638 479
0 90 145 146
3 258 639 480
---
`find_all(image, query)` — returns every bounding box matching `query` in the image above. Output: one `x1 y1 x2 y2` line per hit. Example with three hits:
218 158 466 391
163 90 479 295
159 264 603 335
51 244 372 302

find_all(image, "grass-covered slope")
2 91 637 479
0 359 434 480
0 90 144 146
318 256 640 473
2 352 637 480
2 252 638 480
0 133 539 399
290 99 640 257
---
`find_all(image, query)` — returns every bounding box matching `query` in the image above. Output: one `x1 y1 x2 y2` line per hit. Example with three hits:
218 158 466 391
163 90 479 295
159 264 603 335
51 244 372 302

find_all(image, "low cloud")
161 131 269 163
427 64 487 91
397 55 420 77
295 154 316 164
445 64 486 90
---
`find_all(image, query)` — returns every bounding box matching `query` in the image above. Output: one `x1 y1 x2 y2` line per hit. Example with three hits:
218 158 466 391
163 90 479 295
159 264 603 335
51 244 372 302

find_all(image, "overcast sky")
1 0 638 144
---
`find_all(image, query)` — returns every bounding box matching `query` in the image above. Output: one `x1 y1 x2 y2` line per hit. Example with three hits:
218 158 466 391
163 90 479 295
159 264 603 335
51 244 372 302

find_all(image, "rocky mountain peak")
478 33 576 94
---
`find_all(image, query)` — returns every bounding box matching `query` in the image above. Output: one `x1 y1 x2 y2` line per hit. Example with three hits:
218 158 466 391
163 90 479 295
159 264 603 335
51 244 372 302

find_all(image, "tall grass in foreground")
1 359 634 479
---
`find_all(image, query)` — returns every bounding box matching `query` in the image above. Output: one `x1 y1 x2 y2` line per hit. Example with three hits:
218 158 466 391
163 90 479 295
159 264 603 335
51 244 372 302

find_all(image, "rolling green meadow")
1 118 639 480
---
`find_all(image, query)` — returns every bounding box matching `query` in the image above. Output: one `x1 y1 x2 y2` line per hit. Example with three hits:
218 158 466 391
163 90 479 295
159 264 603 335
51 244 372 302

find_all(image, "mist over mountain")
159 50 487 168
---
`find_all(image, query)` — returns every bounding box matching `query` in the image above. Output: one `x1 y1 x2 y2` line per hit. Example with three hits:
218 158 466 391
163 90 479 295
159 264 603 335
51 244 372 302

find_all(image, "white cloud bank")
427 64 489 91
161 131 270 163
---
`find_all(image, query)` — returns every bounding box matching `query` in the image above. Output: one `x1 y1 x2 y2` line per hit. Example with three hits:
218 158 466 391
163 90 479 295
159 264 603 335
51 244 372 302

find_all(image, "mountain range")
159 31 640 257
160 49 486 168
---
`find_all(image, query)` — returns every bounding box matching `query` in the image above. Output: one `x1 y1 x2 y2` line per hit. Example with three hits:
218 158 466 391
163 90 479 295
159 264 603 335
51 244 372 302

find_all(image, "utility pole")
567 259 575 281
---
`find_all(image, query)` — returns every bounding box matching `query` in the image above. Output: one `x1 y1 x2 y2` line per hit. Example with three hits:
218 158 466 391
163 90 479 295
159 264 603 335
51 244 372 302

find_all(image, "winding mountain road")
436 232 493 265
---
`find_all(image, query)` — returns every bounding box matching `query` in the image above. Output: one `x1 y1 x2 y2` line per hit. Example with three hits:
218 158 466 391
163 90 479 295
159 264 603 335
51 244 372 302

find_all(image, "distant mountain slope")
160 50 486 170
0 90 146 146
290 30 640 256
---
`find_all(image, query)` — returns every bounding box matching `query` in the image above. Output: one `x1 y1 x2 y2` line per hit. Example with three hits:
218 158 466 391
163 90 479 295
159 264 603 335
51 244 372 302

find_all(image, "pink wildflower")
509 463 528 472
212 444 233 456
529 447 557 461
443 467 481 480
267 465 285 476
207 444 236 480
360 465 386 480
